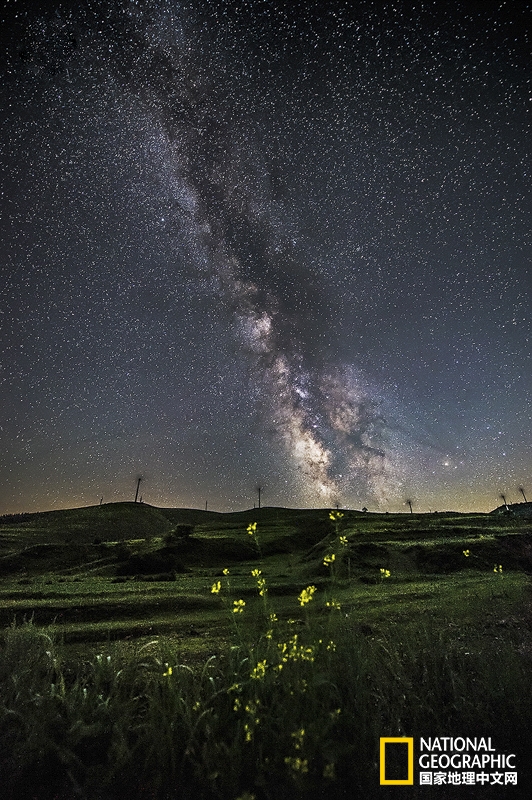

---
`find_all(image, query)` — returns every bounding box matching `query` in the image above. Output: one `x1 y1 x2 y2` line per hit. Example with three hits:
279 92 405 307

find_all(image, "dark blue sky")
1 0 530 513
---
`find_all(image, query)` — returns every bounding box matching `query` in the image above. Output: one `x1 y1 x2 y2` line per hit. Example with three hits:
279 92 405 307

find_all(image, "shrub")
163 525 194 546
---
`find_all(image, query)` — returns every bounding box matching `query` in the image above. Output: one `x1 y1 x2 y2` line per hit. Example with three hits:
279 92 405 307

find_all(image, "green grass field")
1 503 531 798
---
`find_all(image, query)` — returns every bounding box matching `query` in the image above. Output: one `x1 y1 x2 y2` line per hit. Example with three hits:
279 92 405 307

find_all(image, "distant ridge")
490 501 532 518
0 502 351 546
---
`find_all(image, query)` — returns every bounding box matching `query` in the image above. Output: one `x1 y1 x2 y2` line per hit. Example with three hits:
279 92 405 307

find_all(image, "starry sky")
1 0 530 515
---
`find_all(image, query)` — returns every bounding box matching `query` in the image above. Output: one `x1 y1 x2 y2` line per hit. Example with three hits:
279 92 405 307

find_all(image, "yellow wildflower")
250 659 267 680
291 728 305 749
463 550 470 557
211 581 222 594
162 664 172 677
247 522 257 534
302 646 315 662
233 599 246 613
326 599 341 610
298 585 317 606
494 564 503 573
222 568 230 575
380 568 391 578
284 756 308 773
323 553 336 566
339 535 348 546
251 568 261 577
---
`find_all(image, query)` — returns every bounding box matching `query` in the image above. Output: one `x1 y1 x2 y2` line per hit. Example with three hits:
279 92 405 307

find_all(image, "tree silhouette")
499 493 508 510
256 485 262 509
405 499 413 514
134 476 142 503
518 486 528 503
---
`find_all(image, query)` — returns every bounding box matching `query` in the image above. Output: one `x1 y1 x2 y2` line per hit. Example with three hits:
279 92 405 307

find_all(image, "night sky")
1 0 530 515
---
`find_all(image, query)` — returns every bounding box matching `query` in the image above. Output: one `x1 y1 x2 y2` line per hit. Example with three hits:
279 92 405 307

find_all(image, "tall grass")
1 615 530 799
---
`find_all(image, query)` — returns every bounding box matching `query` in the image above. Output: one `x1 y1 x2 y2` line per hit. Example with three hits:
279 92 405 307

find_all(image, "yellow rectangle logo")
380 737 414 785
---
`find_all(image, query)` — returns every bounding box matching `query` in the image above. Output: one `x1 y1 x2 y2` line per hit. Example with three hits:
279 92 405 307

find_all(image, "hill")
490 501 532 518
0 501 531 582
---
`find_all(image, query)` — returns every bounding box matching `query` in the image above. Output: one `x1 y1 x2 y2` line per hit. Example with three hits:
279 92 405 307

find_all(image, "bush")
163 525 194 546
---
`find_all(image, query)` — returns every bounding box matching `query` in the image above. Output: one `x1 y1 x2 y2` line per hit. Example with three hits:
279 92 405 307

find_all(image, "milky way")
1 1 530 513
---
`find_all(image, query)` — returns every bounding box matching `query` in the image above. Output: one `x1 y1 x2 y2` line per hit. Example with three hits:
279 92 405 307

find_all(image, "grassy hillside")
1 503 531 799
0 502 175 546
0 502 530 650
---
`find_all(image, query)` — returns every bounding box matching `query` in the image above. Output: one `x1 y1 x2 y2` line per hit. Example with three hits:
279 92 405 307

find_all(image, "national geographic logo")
380 738 414 785
379 737 518 787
